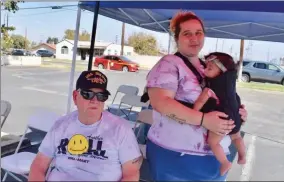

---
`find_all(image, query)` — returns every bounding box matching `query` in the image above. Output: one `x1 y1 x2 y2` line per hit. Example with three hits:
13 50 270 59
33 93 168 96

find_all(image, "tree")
1 0 23 13
64 29 74 40
10 34 30 49
63 29 90 41
79 30 90 41
30 41 38 48
127 32 159 55
46 37 59 44
1 1 23 50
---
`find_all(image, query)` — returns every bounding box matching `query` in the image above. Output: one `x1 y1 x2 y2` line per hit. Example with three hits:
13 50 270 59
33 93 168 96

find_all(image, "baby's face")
204 61 222 78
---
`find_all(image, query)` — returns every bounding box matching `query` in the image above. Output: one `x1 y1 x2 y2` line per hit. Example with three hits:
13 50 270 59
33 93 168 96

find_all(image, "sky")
2 1 284 63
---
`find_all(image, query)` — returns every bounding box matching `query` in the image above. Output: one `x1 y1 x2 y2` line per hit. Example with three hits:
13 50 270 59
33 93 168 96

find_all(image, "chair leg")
2 172 8 181
2 171 23 182
9 172 23 181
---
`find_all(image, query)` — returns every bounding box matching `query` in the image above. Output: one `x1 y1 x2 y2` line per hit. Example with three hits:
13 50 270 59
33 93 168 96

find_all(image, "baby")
194 52 246 176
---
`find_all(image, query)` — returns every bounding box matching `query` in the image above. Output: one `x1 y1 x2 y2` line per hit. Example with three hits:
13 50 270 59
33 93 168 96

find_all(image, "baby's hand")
205 88 219 104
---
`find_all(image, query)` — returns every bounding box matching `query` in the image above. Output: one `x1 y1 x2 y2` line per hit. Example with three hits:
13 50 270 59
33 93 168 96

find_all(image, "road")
1 65 284 181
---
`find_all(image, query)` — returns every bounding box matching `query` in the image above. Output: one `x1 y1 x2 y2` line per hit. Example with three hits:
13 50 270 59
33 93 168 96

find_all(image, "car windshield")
119 56 133 62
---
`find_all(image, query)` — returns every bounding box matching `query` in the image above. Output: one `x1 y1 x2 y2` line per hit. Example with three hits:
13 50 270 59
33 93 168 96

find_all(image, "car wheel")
122 66 129 72
241 73 250 82
98 64 104 69
281 79 284 86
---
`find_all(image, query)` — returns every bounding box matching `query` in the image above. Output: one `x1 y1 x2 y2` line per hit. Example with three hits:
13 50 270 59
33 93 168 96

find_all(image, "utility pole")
6 13 9 27
267 48 270 62
215 38 219 51
120 22 125 56
25 27 27 51
115 35 118 44
230 45 233 55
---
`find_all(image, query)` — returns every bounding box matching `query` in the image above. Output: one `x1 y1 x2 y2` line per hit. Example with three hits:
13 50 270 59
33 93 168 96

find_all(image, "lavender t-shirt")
39 110 141 181
146 55 231 156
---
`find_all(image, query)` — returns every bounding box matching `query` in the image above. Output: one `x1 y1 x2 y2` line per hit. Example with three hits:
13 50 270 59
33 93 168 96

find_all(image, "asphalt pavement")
1 65 284 181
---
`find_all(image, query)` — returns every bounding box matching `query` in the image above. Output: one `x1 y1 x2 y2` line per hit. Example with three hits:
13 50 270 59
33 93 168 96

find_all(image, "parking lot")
1 65 284 181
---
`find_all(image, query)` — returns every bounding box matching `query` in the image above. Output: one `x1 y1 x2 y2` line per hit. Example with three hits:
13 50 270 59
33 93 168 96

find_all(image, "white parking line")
240 135 256 181
22 86 68 96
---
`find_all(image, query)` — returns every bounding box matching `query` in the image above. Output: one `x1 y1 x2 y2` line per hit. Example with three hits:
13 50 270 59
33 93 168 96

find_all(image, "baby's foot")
220 161 232 176
238 153 246 164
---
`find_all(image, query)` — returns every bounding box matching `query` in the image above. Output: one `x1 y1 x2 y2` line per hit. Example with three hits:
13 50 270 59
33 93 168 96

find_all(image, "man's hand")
121 156 143 181
239 104 248 124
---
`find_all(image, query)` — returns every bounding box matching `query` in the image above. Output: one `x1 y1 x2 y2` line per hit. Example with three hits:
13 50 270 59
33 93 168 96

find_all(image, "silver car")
242 61 284 85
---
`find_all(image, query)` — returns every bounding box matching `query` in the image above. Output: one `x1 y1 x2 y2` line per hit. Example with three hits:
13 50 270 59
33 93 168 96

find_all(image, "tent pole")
167 33 171 54
88 1 100 71
237 39 245 82
66 5 81 114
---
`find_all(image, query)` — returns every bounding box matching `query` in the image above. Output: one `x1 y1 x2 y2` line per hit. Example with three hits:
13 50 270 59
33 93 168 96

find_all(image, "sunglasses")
79 89 109 102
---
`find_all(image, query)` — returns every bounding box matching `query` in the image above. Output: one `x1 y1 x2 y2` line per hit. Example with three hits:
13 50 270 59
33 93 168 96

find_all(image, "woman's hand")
202 111 235 136
239 104 248 124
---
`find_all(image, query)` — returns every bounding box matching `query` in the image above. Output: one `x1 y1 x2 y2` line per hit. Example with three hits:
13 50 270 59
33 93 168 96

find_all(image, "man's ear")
73 90 78 105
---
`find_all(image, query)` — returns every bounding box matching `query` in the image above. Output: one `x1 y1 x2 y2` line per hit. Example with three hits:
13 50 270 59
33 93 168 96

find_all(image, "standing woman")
145 11 248 181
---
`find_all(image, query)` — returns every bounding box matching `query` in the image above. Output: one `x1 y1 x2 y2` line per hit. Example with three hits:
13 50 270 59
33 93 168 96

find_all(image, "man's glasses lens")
80 90 108 102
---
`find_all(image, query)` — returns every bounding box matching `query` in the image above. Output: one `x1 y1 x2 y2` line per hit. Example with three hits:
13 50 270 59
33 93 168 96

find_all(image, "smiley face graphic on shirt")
67 134 89 155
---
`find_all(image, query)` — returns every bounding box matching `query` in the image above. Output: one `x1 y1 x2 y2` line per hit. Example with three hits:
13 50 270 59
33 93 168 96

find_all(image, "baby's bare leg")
208 131 232 176
230 132 246 164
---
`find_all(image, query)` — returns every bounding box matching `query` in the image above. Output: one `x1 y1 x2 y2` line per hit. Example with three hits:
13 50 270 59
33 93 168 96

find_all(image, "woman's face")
177 19 205 57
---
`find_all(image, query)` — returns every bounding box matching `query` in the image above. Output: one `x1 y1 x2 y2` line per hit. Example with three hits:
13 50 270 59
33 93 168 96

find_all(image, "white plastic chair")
107 85 139 114
133 109 154 159
116 94 149 120
1 111 59 181
1 100 12 128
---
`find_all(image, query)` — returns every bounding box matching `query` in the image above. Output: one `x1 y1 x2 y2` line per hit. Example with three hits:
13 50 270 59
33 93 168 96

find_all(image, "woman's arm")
148 87 235 135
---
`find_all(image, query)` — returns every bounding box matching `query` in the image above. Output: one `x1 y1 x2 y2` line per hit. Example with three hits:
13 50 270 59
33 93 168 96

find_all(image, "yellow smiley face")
67 134 89 155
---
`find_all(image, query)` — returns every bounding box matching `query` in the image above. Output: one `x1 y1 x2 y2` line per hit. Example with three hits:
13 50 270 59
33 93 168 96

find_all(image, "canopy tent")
80 1 284 42
66 1 284 113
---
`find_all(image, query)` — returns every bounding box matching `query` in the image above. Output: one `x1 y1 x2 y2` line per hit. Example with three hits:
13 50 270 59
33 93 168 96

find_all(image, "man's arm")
28 153 53 181
121 156 143 181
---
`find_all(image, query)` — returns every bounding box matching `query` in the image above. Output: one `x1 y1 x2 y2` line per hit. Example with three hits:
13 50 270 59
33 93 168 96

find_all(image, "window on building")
107 49 111 55
61 46 68 54
114 50 118 55
127 52 131 56
94 49 104 56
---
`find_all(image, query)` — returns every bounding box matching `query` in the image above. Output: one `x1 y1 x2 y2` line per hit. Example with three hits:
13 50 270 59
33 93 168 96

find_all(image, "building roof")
32 43 56 50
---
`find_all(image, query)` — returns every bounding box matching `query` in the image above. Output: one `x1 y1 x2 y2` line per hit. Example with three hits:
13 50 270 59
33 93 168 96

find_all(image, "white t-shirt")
38 110 141 181
146 55 231 156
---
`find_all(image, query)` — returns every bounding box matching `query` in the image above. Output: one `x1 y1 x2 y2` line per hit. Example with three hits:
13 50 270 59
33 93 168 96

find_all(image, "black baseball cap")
76 70 111 95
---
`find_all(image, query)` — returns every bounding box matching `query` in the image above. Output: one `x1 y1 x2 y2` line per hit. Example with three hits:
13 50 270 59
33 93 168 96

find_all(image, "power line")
8 9 74 18
1 4 77 11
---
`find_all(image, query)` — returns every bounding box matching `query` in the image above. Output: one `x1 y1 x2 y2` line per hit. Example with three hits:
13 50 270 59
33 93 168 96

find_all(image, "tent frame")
66 1 283 113
66 1 175 113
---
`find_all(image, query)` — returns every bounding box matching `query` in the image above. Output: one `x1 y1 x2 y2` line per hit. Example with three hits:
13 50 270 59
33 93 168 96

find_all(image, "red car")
94 55 139 72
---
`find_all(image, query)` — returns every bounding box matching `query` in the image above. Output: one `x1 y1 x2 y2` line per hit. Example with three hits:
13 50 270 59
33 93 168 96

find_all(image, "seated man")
29 70 142 181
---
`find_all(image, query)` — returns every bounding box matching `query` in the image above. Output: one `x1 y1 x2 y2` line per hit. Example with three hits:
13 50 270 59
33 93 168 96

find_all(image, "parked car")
11 50 26 56
94 55 139 72
241 60 284 85
36 50 55 58
25 51 37 56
